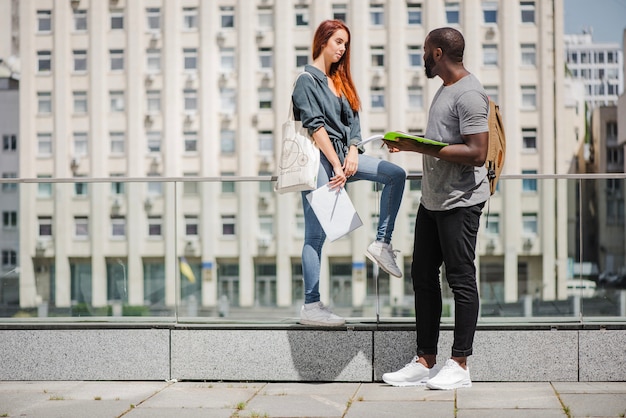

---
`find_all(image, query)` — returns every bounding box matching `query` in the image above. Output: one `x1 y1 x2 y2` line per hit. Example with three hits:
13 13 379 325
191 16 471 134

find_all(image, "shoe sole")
382 378 428 387
426 380 472 390
365 251 402 278
299 319 345 327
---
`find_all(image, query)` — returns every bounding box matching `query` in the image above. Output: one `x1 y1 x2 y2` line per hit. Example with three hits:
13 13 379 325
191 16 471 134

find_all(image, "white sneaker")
299 301 345 326
366 241 402 278
426 359 472 390
382 356 441 387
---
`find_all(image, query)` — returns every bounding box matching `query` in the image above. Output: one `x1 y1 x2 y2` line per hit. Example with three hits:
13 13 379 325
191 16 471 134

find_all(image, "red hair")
311 20 361 112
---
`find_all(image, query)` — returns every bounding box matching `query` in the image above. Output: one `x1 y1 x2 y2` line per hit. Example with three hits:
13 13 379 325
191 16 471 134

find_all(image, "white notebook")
306 185 363 242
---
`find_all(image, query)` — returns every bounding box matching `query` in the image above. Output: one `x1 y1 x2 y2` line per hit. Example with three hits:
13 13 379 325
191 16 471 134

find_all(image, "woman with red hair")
293 20 406 326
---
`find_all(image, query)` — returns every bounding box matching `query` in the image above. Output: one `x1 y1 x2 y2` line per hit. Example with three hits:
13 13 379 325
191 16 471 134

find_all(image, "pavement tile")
457 382 563 409
345 400 454 418
559 393 626 418
552 381 626 394
354 383 454 402
142 381 265 409
458 410 567 418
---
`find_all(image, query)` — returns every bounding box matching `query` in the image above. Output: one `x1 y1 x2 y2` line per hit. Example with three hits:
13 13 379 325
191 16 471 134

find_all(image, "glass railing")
1 174 625 324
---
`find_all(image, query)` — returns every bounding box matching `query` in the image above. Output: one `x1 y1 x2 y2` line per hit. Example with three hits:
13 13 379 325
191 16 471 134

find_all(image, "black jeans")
411 202 484 358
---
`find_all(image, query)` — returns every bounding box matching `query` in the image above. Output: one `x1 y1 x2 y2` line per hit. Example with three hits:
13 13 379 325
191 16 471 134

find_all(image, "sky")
564 0 626 45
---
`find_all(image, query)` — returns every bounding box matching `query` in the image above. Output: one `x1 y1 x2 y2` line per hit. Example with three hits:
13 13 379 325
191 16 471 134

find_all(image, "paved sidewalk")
0 381 625 417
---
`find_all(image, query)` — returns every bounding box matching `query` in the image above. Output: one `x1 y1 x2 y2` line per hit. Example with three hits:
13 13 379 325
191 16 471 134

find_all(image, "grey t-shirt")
421 74 490 211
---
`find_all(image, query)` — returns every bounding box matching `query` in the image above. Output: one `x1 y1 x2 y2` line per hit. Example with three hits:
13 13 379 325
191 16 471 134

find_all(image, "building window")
110 90 124 112
259 171 273 194
222 215 236 236
146 90 161 114
110 49 124 71
110 173 125 195
221 172 235 193
522 128 537 150
520 1 535 24
184 131 197 153
522 170 537 192
259 47 273 70
295 4 309 27
183 173 199 195
220 6 235 29
259 215 274 239
146 8 161 31
370 3 384 26
73 50 87 72
522 213 538 235
111 9 124 30
2 211 17 229
482 1 497 24
221 129 235 154
146 49 161 73
74 176 88 197
185 215 199 236
220 47 235 73
111 216 126 238
37 92 52 114
37 10 52 33
371 46 385 67
258 6 273 29
1 250 17 268
38 216 52 237
521 85 537 109
37 133 52 156
182 7 198 30
408 86 423 109
445 2 460 25
483 44 498 66
1 173 17 192
183 48 198 71
333 3 347 21
183 89 197 112
110 132 125 155
371 86 385 109
407 3 422 25
73 132 88 157
521 43 536 66
148 216 162 237
408 45 423 68
147 131 161 153
484 213 500 235
295 47 309 68
258 131 273 154
73 9 87 31
73 91 88 114
147 174 162 196
484 85 499 105
220 88 236 114
2 134 17 152
259 87 272 109
74 216 89 239
37 175 52 198
38 51 51 72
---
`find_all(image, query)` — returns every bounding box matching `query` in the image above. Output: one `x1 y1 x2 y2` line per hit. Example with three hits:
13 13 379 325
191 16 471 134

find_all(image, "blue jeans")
412 203 484 358
301 154 406 304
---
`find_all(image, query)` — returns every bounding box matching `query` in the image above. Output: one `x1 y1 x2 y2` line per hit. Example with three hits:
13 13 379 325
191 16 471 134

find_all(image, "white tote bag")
275 73 320 194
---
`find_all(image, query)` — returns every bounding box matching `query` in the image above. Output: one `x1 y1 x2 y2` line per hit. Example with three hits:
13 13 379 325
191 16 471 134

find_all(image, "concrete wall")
1 326 625 382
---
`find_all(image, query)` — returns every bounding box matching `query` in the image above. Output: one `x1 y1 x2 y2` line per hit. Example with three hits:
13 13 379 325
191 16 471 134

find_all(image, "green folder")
383 131 448 147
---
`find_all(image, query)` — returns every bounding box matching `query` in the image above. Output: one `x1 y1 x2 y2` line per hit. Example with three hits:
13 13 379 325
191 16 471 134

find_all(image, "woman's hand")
343 145 359 177
329 164 347 190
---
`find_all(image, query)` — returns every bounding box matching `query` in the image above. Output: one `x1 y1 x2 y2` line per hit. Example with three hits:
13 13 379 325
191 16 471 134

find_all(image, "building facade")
14 0 580 316
564 32 624 110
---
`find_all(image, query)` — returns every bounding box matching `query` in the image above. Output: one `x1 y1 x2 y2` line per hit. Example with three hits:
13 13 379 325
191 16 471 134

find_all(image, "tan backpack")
486 100 506 195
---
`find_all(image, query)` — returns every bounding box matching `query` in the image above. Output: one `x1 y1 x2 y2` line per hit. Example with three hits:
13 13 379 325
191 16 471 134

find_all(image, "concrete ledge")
0 329 170 380
1 325 624 382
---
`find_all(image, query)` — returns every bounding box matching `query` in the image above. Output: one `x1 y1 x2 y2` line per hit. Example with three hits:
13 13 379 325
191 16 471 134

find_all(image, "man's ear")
434 47 443 60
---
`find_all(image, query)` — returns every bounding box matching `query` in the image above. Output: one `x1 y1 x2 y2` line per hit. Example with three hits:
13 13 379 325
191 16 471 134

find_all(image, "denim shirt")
291 65 362 161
